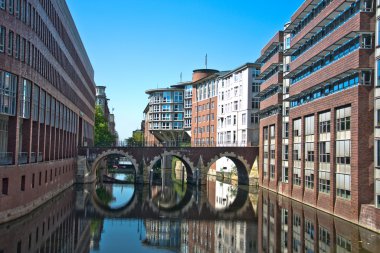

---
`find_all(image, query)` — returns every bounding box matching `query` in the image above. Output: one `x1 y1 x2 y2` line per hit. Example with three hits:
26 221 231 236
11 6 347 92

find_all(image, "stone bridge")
75 184 259 221
77 146 259 185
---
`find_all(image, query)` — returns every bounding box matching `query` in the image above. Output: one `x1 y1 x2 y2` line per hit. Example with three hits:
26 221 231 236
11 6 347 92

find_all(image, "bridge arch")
90 149 141 182
90 185 140 217
206 152 251 185
147 151 196 183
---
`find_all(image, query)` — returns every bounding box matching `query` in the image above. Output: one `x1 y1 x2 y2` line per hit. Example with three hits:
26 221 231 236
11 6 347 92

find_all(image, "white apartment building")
217 63 261 147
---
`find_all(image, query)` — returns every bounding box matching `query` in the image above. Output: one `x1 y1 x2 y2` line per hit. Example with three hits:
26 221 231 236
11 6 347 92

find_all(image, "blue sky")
66 0 304 140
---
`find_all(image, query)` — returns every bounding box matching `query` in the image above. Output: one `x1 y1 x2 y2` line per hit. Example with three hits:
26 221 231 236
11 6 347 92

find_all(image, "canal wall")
0 158 76 224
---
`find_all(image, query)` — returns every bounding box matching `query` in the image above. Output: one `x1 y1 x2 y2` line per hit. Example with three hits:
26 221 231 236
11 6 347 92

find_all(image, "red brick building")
192 71 220 147
258 31 284 191
0 0 95 222
258 0 379 228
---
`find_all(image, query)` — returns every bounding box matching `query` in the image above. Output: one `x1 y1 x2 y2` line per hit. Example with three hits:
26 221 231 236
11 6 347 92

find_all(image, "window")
0 0 5 9
263 127 269 140
336 173 351 199
283 145 289 160
242 113 246 125
319 171 330 193
269 125 275 140
293 143 301 161
270 145 275 159
173 91 183 103
8 0 13 14
39 90 45 123
337 235 352 252
21 175 25 191
377 140 380 167
20 79 31 119
234 101 238 111
162 104 170 112
336 107 351 131
293 119 301 137
305 169 314 189
0 71 17 115
7 30 13 56
319 111 330 133
163 91 171 102
15 0 20 18
285 37 291 50
283 122 289 138
305 115 314 135
282 167 288 183
32 84 39 121
293 167 301 186
305 142 314 162
378 60 380 86
173 104 183 111
319 142 330 163
0 26 5 53
336 140 351 165
252 83 260 93
2 178 8 194
252 97 260 109
270 165 275 179
251 113 259 124
15 34 20 59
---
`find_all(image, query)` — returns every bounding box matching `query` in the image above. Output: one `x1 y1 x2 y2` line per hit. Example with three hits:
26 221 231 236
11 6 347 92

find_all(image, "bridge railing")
110 141 191 148
96 141 258 148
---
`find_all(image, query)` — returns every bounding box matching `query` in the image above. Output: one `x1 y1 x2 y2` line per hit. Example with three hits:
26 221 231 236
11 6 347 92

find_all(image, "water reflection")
0 183 379 253
95 174 135 210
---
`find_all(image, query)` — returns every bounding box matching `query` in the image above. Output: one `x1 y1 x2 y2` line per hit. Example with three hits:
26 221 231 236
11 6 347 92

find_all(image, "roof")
220 63 261 78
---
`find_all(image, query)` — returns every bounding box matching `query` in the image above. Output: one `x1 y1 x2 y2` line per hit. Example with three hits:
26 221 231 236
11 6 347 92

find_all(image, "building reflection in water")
0 188 91 253
0 182 379 253
259 189 380 253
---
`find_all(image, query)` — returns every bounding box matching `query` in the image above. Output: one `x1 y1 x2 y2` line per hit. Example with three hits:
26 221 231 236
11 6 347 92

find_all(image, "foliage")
94 105 116 146
125 130 144 146
96 186 113 205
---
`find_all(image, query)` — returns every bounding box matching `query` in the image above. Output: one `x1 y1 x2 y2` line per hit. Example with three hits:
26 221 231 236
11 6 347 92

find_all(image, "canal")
0 175 379 253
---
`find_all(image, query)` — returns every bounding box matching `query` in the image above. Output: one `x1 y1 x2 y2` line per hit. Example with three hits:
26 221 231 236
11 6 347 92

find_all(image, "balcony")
289 49 372 96
288 12 373 72
18 152 28 164
0 152 13 165
261 52 283 74
288 0 356 48
260 72 284 92
285 4 371 60
260 93 283 111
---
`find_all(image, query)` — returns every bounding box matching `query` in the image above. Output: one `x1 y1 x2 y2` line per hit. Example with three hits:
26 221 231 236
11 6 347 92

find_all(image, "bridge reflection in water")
0 183 379 252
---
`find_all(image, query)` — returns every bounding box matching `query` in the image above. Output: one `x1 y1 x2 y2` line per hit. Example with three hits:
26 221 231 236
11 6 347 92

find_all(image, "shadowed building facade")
0 0 95 222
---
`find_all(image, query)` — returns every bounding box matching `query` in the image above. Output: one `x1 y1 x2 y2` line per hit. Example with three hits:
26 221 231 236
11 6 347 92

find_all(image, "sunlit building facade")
145 87 190 146
258 0 378 227
217 63 261 147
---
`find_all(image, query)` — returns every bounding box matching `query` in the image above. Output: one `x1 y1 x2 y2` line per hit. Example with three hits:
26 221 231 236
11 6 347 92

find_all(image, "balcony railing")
30 152 37 163
18 152 28 164
0 152 13 165
37 152 43 162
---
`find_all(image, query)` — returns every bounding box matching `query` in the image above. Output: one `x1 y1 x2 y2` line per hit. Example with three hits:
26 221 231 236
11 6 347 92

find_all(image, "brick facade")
258 0 380 229
0 0 95 222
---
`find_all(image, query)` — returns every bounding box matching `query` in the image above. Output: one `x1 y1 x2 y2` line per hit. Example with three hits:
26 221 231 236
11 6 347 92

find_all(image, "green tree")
95 106 116 146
